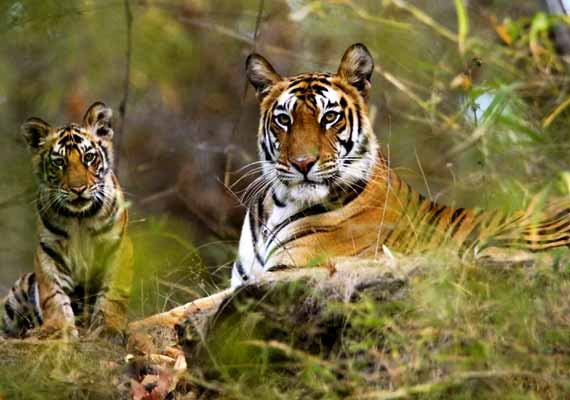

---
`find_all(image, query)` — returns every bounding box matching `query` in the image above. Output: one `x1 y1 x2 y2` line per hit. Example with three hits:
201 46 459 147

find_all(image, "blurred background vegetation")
1 0 570 397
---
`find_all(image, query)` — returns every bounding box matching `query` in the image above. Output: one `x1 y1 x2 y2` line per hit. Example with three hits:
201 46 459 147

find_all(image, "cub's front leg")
34 250 78 338
89 235 133 341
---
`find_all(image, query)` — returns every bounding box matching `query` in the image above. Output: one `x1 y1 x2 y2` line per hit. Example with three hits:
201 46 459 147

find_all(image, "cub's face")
22 102 115 216
246 44 378 205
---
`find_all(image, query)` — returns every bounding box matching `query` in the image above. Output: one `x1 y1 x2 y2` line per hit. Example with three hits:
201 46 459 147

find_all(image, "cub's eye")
84 153 96 163
52 158 65 168
322 111 340 125
275 114 291 127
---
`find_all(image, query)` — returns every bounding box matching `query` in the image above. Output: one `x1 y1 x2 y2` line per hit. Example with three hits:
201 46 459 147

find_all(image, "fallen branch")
128 256 418 336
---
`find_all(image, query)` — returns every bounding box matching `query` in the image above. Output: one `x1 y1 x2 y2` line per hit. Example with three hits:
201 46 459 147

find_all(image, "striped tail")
2 272 43 337
479 199 570 253
381 172 570 256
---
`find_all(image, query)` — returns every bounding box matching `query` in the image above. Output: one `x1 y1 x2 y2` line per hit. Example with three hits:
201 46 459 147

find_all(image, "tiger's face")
246 43 378 205
22 102 115 216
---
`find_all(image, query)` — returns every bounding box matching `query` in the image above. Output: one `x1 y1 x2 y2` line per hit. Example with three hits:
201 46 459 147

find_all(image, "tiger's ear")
83 101 114 139
337 43 374 97
21 117 51 151
246 53 282 101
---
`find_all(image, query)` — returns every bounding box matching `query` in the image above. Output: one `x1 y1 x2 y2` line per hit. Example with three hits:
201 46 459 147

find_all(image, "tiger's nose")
69 185 87 195
290 156 317 175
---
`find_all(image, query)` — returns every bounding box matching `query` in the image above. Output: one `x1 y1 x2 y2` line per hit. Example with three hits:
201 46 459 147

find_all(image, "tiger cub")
231 43 570 286
2 102 133 339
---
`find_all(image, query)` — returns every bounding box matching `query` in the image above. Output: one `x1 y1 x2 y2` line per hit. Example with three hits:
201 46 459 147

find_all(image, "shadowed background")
1 0 569 318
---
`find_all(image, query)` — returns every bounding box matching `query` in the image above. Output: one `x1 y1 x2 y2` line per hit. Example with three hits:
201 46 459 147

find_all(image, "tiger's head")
22 102 116 217
246 43 378 205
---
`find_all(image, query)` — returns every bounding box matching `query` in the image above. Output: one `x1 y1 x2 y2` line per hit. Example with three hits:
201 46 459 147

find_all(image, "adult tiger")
2 102 133 339
231 43 570 287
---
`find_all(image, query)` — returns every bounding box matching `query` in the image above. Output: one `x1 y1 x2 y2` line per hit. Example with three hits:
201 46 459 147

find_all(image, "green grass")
0 338 126 399
169 253 570 399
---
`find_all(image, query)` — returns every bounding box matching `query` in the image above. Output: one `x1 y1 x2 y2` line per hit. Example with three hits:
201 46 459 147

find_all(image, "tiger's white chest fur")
231 193 302 287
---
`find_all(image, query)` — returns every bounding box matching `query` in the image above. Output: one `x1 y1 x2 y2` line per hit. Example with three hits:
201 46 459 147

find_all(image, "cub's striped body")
232 44 570 286
3 102 133 338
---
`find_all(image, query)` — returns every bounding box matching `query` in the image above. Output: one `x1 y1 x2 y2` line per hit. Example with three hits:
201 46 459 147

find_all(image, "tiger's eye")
323 111 339 124
84 153 96 163
275 114 291 127
52 158 65 168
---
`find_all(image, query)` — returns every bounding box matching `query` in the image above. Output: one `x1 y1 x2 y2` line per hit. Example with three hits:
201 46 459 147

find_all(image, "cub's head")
22 102 115 216
246 43 378 205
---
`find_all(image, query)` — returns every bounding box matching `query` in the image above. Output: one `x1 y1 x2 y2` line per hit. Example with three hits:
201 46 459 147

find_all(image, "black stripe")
234 261 248 281
4 302 15 320
529 218 570 236
289 86 306 94
80 197 105 218
40 242 71 275
448 211 467 239
261 140 272 161
275 226 339 250
101 146 110 165
12 280 28 304
40 290 64 308
26 273 43 325
272 192 286 208
339 137 354 155
40 213 69 238
356 108 363 136
340 178 369 206
252 196 266 266
309 84 328 95
426 204 447 228
265 203 329 248
450 208 465 224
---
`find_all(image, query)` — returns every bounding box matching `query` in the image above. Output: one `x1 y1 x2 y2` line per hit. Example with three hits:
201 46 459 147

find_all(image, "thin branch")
116 0 133 171
225 0 265 210
229 0 265 141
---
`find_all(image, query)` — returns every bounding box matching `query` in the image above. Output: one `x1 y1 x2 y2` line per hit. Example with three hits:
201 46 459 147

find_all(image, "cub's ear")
21 117 51 150
337 43 374 97
246 53 282 101
83 101 113 139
